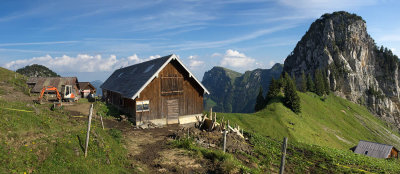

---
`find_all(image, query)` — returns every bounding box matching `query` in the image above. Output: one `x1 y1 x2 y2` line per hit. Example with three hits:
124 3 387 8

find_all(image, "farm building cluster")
27 77 96 100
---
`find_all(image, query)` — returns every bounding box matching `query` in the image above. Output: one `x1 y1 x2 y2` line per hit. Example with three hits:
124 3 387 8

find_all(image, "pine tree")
283 75 301 113
315 69 325 96
306 73 315 92
277 74 285 89
255 86 266 112
266 78 280 103
323 70 330 95
300 71 307 92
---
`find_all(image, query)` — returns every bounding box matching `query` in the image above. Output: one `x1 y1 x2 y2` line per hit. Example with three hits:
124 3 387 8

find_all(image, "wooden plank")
167 99 179 123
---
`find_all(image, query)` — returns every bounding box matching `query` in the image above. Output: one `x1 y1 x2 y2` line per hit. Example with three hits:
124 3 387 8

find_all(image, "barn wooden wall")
389 148 398 158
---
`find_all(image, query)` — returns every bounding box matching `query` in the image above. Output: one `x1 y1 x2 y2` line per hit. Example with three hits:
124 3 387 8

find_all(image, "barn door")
166 99 179 124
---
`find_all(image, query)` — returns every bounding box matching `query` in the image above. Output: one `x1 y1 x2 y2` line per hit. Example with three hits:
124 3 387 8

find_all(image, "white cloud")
211 53 222 57
188 55 198 59
189 60 205 68
3 54 161 73
268 60 276 67
187 55 204 69
220 49 256 68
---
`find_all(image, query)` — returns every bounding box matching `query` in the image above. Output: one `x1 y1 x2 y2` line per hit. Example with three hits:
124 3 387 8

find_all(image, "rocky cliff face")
284 11 400 127
202 64 283 113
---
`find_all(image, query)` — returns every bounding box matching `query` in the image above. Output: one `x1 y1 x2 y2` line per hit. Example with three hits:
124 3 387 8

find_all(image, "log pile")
195 107 244 138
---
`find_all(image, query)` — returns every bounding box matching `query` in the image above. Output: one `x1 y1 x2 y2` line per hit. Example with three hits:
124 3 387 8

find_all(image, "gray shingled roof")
354 140 396 158
100 54 209 99
28 77 78 93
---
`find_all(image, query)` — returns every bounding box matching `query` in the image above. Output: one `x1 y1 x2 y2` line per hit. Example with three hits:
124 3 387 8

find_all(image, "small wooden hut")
354 140 399 159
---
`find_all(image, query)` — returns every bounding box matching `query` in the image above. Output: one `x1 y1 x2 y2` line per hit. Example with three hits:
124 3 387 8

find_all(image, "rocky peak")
284 11 400 128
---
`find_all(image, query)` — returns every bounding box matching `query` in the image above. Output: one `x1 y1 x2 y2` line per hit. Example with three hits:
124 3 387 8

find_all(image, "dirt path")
63 102 92 116
64 101 210 173
103 119 208 173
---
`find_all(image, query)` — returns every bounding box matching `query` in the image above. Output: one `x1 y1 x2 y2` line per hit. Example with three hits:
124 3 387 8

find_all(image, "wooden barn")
101 54 209 125
78 82 96 98
27 77 80 97
354 140 399 159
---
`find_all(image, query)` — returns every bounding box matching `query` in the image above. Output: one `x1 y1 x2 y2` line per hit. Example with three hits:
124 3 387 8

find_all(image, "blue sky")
1 0 399 82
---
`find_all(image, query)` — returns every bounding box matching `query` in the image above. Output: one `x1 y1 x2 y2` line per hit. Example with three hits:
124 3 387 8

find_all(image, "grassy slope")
218 92 400 150
211 92 400 173
0 68 133 173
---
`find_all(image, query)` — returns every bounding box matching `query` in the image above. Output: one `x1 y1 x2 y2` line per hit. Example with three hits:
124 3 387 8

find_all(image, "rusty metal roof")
28 77 78 93
354 140 397 158
101 54 209 99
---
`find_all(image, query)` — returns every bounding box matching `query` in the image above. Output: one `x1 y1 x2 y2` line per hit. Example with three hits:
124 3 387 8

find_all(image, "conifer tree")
266 78 280 103
306 74 315 92
283 75 301 113
277 74 285 89
323 70 330 95
255 86 266 112
315 69 325 96
300 71 307 92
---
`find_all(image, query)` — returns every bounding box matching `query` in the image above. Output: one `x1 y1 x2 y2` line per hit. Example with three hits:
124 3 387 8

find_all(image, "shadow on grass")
94 100 135 124
267 96 284 105
77 135 85 153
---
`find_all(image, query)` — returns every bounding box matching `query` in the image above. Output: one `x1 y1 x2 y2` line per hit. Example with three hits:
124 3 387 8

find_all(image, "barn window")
136 100 149 112
161 74 183 95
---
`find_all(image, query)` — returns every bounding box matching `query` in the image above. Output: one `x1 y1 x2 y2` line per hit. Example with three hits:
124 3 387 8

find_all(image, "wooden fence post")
84 104 94 158
223 129 227 153
279 137 288 174
210 107 212 120
100 114 104 130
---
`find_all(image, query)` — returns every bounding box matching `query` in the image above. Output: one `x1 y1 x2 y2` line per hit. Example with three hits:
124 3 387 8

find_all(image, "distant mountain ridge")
16 64 60 77
90 80 103 96
202 63 283 113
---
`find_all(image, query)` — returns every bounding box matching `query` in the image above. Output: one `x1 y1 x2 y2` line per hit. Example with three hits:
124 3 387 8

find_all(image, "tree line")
255 69 330 114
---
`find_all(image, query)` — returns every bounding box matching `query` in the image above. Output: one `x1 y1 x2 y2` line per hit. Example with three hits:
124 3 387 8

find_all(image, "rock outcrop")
283 11 400 128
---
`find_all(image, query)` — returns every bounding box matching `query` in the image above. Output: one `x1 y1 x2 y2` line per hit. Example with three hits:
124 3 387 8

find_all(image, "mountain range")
202 63 283 113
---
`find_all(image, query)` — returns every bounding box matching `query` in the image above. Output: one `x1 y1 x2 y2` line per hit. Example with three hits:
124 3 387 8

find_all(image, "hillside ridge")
16 64 60 77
